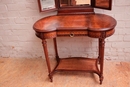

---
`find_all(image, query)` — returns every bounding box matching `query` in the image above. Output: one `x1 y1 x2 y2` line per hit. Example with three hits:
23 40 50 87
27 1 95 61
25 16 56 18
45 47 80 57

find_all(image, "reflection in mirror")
40 0 55 10
60 0 90 7
95 0 109 8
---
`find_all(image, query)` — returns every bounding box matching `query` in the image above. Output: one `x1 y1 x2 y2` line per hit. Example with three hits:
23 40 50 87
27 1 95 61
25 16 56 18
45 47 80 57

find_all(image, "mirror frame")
38 0 112 12
91 0 112 10
37 0 58 12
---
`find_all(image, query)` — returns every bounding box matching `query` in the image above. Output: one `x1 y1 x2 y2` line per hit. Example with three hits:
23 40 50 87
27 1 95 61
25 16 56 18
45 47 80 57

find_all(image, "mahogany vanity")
33 0 117 84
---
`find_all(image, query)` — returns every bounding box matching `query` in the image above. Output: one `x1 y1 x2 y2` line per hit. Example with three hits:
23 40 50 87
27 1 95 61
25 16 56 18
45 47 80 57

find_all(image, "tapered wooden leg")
98 39 101 64
99 38 105 84
53 38 60 63
42 39 53 82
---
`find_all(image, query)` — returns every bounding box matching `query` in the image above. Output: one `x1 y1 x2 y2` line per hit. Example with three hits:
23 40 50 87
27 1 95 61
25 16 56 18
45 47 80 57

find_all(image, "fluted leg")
42 39 53 82
53 38 60 63
99 38 105 84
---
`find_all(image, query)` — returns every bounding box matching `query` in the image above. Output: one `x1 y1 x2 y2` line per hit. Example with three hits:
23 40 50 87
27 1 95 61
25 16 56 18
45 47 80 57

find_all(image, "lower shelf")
55 57 100 74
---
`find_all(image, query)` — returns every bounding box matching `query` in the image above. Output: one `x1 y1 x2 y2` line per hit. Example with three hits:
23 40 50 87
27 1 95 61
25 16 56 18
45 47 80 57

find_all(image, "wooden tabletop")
33 13 117 32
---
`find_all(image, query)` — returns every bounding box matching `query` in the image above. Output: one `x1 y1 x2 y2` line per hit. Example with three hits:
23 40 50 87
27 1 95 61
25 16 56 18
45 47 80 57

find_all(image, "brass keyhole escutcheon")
70 32 74 37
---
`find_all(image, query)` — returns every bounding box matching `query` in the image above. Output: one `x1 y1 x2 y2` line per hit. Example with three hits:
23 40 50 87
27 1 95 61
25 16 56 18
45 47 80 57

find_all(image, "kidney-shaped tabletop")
33 13 117 39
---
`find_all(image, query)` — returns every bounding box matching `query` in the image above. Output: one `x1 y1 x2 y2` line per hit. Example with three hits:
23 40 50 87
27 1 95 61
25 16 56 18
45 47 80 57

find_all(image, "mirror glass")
95 0 110 8
40 0 55 10
60 0 90 7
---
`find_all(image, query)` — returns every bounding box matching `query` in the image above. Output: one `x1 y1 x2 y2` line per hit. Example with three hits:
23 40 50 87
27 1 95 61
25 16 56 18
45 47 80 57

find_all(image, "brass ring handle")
70 32 74 37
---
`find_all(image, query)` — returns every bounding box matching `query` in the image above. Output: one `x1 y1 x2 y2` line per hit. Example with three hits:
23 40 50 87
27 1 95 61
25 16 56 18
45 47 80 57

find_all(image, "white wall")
0 0 130 61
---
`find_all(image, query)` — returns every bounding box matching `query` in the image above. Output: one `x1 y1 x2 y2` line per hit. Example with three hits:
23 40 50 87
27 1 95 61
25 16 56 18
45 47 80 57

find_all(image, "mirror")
60 0 90 7
38 0 56 12
95 0 111 9
91 0 112 10
37 0 112 12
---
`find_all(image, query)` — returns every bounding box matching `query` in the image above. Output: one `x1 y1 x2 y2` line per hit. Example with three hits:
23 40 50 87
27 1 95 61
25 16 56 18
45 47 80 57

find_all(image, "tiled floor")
0 58 130 87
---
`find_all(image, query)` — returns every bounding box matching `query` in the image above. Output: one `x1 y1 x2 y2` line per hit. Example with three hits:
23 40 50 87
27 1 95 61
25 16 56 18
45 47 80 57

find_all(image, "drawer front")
57 30 88 37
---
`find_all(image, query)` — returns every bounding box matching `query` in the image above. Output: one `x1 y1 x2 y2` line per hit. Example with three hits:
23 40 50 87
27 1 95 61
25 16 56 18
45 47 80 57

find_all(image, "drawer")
57 30 88 37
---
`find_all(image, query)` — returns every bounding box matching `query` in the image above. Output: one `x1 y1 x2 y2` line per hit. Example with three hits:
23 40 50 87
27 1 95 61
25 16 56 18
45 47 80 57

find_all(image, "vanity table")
33 0 116 84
